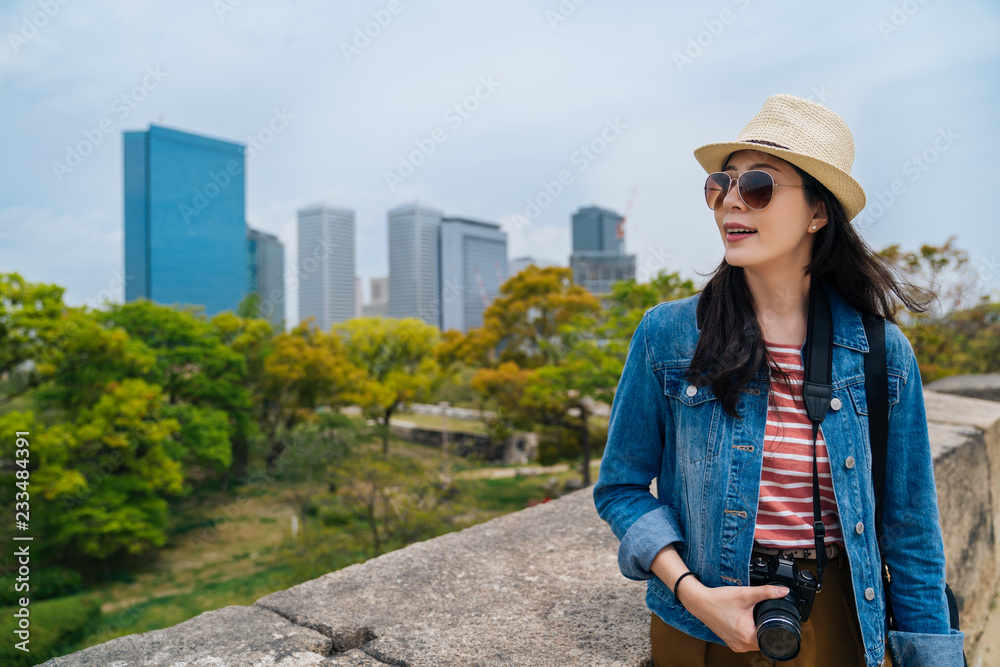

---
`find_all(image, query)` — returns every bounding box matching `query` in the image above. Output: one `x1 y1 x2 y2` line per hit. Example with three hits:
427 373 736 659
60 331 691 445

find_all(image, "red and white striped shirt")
753 341 844 549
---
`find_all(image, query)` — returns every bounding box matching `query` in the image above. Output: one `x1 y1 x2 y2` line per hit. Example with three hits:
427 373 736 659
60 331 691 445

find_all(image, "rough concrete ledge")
254 490 649 667
927 373 1000 403
39 605 384 666
42 380 1000 666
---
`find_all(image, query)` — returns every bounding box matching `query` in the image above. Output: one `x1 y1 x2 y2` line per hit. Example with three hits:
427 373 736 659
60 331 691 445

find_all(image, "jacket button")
845 456 855 469
686 385 698 397
855 522 865 535
865 587 876 601
830 397 842 411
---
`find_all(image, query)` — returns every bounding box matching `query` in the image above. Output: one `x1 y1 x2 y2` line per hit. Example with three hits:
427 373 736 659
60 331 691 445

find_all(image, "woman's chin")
723 249 754 268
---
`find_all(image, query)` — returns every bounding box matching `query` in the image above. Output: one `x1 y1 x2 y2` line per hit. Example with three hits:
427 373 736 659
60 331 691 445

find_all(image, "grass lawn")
392 409 489 435
64 565 297 652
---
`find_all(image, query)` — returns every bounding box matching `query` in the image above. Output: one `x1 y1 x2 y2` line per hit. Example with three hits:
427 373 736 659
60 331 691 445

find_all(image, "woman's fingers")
688 585 791 653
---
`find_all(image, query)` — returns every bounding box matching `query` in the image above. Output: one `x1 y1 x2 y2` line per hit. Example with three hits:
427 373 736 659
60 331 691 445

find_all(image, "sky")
2 0 999 326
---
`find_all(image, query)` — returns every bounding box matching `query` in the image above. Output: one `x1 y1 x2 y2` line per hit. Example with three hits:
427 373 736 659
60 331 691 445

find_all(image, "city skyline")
2 2 998 323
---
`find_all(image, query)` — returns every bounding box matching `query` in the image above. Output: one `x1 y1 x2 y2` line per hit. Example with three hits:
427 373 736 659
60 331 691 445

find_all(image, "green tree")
32 308 155 417
0 273 66 403
338 317 443 455
4 380 185 574
321 450 464 557
458 266 601 369
259 322 359 472
212 310 275 482
456 267 613 483
605 269 698 342
98 300 252 484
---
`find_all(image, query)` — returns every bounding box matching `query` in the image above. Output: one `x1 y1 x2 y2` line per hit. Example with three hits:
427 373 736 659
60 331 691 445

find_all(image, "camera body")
748 553 820 661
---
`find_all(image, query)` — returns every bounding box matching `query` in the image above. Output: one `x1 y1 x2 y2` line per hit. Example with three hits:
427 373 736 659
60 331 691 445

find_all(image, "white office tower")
440 217 508 332
297 205 355 330
388 203 442 327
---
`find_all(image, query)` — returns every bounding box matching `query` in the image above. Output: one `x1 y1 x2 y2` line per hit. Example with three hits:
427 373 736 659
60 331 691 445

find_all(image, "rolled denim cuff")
887 628 965 667
617 505 683 581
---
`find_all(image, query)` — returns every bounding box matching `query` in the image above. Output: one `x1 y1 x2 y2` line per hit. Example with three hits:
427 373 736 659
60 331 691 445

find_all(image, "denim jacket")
593 282 965 667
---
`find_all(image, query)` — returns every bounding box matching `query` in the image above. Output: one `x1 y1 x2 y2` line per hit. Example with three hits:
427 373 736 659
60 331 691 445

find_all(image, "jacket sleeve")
593 309 682 581
882 327 965 664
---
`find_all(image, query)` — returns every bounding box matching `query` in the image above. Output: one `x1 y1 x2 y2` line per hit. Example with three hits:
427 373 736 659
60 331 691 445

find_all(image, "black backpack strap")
865 314 967 664
863 313 895 632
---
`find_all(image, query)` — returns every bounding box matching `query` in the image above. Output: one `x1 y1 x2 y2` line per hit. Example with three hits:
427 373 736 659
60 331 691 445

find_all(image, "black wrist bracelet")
673 571 701 607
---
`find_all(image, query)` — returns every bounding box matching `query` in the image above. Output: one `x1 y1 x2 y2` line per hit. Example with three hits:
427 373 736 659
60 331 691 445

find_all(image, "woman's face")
712 150 827 272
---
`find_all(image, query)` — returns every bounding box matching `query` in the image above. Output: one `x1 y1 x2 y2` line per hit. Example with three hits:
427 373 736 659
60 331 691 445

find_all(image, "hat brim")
693 141 866 222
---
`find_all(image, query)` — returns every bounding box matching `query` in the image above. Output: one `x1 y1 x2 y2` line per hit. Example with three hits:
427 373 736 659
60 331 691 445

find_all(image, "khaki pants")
650 554 893 667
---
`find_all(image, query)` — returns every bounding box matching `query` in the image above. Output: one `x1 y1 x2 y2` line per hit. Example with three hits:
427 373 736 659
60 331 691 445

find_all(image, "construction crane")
617 186 636 254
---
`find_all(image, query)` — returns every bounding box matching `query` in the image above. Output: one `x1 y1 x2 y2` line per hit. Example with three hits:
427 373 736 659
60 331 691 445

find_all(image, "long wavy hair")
686 160 931 418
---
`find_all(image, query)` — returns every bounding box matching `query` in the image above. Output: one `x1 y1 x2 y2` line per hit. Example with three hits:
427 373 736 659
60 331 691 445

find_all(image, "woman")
592 95 965 667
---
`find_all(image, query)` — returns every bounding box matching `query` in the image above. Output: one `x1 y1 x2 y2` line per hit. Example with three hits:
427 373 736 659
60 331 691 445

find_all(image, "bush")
0 568 83 606
0 593 101 666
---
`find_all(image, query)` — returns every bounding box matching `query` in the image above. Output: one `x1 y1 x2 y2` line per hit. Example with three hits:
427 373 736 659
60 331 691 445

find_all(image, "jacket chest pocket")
846 374 902 474
662 370 723 462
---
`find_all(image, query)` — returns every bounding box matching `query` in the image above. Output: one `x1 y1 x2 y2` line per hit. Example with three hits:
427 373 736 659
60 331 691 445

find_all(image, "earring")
812 225 817 230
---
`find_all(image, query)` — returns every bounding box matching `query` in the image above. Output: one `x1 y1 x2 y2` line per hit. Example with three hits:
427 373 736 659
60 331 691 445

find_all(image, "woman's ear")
810 200 828 232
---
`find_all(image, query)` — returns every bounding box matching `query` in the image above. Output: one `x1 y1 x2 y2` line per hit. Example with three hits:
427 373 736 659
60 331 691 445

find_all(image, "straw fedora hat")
693 94 866 221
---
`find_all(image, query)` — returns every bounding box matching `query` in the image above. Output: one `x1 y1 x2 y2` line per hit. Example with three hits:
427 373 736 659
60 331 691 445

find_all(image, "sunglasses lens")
739 171 774 209
704 173 730 210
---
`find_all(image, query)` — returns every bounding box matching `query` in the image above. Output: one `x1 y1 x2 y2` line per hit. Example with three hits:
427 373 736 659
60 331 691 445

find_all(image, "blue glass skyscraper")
124 125 247 315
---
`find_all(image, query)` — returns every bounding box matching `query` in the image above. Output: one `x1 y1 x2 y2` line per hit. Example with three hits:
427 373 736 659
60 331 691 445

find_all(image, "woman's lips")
726 229 757 242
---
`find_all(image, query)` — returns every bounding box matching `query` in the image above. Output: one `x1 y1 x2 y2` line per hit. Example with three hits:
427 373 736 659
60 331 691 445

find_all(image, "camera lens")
754 597 802 661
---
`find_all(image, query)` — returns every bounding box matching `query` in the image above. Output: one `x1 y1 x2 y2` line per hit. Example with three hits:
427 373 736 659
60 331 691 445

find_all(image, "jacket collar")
821 281 869 353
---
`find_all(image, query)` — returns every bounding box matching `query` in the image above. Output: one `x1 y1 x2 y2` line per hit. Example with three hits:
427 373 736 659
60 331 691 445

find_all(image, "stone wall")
41 380 1000 666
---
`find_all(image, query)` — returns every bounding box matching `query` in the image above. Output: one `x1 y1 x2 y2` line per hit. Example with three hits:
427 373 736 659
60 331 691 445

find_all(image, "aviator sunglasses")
704 170 808 211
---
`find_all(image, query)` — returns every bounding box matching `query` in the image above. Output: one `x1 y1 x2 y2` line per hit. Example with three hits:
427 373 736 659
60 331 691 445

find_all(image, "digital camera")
748 553 819 662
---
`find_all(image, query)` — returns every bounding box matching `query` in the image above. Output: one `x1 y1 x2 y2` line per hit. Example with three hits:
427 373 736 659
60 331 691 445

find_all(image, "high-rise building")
388 203 442 327
297 206 355 330
361 277 389 317
569 206 636 295
124 125 247 314
247 226 285 331
440 217 507 332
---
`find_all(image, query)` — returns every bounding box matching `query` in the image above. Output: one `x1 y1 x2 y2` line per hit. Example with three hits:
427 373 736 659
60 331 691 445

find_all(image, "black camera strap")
863 314 968 665
801 279 833 589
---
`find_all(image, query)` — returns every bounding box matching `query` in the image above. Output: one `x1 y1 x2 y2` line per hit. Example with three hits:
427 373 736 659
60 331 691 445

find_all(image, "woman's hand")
678 579 790 653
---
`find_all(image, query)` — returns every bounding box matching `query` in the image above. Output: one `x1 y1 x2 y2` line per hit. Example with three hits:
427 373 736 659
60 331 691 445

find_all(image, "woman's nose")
722 175 745 210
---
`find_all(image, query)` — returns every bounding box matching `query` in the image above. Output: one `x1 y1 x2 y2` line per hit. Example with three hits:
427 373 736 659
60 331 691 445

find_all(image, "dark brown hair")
686 160 930 417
